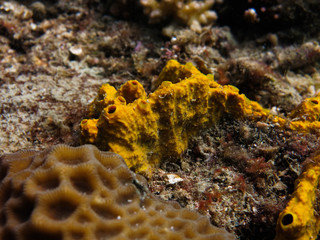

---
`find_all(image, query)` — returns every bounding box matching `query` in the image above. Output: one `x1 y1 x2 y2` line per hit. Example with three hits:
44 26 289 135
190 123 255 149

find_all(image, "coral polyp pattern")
0 144 234 240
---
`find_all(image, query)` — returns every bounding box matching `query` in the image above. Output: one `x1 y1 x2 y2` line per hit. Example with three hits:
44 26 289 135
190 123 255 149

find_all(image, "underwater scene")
1 1 320 239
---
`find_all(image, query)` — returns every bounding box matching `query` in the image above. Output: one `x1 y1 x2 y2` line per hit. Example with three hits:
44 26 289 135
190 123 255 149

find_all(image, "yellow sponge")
81 60 273 175
81 60 320 175
275 152 320 240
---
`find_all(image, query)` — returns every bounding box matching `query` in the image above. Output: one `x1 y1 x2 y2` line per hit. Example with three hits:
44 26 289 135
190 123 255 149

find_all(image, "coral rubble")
148 117 320 238
0 144 234 240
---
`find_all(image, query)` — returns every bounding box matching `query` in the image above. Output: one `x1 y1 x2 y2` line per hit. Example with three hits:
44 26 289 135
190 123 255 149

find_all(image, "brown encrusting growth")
0 144 235 240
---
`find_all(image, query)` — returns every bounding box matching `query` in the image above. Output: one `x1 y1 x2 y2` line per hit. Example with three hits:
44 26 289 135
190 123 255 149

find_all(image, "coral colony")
0 145 234 240
2 1 320 239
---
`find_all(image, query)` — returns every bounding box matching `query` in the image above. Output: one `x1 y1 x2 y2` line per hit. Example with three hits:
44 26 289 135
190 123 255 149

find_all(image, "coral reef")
275 152 320 240
0 144 234 240
2 1 320 239
81 60 277 174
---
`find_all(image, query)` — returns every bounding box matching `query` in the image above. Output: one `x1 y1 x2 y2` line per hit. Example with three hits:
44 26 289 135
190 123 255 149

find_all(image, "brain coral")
0 144 234 240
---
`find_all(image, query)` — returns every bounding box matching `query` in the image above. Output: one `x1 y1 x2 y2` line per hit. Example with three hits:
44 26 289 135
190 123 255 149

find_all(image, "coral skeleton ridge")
275 152 320 240
0 144 235 240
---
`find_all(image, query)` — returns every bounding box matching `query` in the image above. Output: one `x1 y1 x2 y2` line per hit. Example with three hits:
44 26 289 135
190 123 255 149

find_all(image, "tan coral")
140 0 217 32
0 144 235 240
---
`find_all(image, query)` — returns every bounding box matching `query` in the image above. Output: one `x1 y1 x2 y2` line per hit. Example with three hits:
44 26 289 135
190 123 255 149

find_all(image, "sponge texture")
0 144 234 240
81 60 275 175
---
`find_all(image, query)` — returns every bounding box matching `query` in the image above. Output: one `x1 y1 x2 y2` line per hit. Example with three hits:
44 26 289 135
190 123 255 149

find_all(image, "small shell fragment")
166 173 184 184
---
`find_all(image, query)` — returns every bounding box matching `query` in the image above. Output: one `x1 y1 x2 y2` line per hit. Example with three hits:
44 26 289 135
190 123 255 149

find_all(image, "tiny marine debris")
0 144 235 240
275 152 320 240
81 60 320 175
